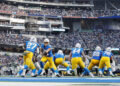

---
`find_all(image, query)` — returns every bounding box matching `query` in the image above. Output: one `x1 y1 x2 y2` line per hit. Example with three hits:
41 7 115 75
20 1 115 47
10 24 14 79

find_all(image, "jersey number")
73 49 80 54
27 42 37 49
93 52 100 56
105 51 111 55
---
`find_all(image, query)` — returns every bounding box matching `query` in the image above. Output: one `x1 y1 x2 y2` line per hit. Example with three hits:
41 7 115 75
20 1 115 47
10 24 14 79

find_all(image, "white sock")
35 62 41 70
73 69 77 76
99 71 103 75
89 72 94 77
31 72 35 76
21 69 26 76
109 71 113 75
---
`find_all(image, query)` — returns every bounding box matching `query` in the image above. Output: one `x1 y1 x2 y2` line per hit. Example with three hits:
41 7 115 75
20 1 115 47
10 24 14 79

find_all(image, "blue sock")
84 68 90 74
51 68 55 73
51 68 58 73
40 61 44 68
82 71 87 75
99 69 102 72
55 70 58 73
19 70 23 75
66 67 70 71
108 68 112 72
32 69 36 74
37 69 42 75
24 65 28 69
102 67 105 73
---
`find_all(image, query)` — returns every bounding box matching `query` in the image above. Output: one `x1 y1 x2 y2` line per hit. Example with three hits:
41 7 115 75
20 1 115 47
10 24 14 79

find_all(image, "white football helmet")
57 50 63 55
75 43 81 48
30 36 37 42
106 47 111 52
44 38 49 43
95 46 101 51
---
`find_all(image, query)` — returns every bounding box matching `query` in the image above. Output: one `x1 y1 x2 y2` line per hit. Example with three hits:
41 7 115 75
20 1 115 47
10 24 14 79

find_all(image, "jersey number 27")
27 42 37 49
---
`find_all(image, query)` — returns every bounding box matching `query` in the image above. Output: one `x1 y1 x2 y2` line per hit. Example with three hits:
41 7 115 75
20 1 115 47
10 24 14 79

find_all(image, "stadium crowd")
0 30 120 50
0 53 19 66
0 53 23 75
0 3 120 17
0 32 28 45
0 30 120 76
80 31 120 49
24 0 90 4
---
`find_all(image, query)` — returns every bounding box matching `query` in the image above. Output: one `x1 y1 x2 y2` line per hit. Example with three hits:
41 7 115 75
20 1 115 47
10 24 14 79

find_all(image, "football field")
0 82 120 86
0 76 120 86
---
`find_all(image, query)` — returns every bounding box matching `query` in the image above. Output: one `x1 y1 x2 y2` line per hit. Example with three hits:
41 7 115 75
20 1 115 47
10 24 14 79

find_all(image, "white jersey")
111 60 116 72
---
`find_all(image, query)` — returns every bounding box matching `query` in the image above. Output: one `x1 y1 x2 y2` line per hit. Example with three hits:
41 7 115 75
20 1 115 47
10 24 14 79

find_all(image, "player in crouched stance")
88 46 102 71
98 47 115 77
44 50 71 76
54 50 71 75
69 43 94 77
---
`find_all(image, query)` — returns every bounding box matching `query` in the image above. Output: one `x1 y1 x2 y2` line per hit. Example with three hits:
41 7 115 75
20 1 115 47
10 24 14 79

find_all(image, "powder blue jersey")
41 44 53 57
92 50 102 60
26 41 39 53
71 48 83 58
54 53 64 59
102 51 113 58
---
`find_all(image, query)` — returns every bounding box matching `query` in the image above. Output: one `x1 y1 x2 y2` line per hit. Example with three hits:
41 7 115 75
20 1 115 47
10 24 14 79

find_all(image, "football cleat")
89 72 94 78
31 73 37 77
98 74 104 77
67 70 71 75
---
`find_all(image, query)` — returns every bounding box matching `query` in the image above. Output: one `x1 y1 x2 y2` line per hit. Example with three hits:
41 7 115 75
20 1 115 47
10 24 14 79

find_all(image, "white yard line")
0 82 119 86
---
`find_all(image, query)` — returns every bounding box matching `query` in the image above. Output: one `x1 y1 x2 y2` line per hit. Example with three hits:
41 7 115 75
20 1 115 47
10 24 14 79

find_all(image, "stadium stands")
0 3 119 17
0 0 120 77
0 30 120 50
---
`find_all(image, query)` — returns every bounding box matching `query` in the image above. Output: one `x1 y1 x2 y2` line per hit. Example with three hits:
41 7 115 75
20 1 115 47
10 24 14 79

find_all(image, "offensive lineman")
88 46 102 71
44 50 71 75
98 47 115 77
69 43 94 77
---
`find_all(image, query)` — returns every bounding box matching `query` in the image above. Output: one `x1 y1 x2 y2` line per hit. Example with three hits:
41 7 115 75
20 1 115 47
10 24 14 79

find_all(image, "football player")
69 43 94 77
38 38 60 77
98 47 115 77
88 46 102 71
18 36 40 77
44 50 70 75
